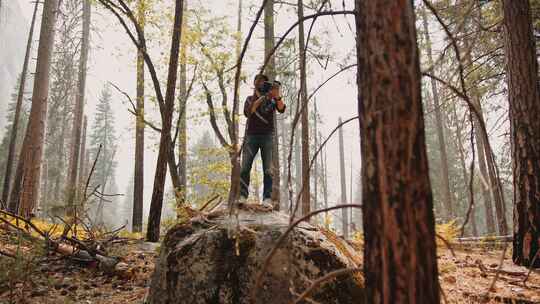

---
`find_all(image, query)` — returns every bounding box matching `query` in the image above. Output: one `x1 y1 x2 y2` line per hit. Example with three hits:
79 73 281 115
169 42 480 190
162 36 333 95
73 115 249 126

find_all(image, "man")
239 74 286 207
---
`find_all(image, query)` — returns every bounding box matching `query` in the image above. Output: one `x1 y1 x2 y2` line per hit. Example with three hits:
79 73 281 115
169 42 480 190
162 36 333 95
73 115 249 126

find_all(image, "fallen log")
0 211 122 273
457 235 513 242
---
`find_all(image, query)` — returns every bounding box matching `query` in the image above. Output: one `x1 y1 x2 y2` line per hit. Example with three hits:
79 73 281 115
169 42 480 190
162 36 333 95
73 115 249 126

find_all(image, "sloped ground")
1 214 540 304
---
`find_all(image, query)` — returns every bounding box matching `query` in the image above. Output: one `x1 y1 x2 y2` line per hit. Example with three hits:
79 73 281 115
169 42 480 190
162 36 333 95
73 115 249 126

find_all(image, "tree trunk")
502 0 540 268
66 0 91 212
451 105 478 237
355 1 440 302
78 116 88 199
225 0 243 209
264 0 280 207
9 0 59 217
338 117 348 239
313 102 318 216
323 137 329 229
422 9 454 221
146 0 184 242
460 26 497 236
177 0 188 215
3 1 39 208
132 0 146 233
298 0 310 218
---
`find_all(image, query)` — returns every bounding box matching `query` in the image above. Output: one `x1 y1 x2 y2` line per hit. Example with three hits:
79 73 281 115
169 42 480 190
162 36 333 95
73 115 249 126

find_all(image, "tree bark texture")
355 1 440 302
9 0 59 217
502 0 540 268
146 0 184 242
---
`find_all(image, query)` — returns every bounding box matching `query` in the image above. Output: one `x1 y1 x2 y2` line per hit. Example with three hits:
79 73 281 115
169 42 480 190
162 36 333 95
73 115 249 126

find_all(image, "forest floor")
1 228 540 304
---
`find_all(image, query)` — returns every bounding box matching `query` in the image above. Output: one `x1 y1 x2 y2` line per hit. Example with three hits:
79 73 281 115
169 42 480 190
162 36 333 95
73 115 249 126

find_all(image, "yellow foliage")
436 219 460 246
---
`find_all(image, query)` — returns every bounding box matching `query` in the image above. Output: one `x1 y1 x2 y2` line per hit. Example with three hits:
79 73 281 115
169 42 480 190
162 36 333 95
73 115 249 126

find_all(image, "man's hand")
276 98 285 112
250 96 265 114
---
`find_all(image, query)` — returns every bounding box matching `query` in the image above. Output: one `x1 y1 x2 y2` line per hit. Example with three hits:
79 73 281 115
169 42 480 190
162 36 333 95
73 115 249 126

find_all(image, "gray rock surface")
147 206 363 304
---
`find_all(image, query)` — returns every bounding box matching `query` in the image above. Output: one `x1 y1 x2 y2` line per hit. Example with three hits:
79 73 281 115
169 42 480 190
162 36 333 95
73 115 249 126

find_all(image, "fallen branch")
252 204 362 300
292 267 361 304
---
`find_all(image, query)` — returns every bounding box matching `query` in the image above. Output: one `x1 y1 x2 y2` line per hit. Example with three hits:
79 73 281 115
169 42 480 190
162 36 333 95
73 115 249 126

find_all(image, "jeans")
240 134 273 200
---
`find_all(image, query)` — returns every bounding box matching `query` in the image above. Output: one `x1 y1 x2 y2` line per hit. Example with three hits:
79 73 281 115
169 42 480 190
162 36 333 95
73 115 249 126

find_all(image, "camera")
260 97 276 114
258 81 274 95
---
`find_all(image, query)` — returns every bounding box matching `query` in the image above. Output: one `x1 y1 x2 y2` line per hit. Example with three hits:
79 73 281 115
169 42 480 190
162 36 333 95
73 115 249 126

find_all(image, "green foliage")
187 131 231 208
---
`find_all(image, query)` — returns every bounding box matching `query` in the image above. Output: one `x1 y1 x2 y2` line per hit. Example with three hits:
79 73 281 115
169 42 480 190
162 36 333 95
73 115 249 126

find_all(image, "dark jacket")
243 95 285 135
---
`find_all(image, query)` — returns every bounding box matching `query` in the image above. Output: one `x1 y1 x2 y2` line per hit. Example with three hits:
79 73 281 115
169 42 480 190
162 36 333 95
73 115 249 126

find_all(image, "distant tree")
298 0 310 218
1 1 38 206
132 0 146 233
0 77 30 202
356 0 440 302
9 0 60 217
187 131 230 207
338 117 348 238
66 0 91 212
89 85 118 203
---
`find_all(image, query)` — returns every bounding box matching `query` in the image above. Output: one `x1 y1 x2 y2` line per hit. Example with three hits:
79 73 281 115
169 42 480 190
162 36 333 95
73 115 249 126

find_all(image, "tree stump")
146 206 364 304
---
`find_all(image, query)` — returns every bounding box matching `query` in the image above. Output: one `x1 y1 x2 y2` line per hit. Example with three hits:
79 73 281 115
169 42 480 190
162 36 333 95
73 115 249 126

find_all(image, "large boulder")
147 206 364 304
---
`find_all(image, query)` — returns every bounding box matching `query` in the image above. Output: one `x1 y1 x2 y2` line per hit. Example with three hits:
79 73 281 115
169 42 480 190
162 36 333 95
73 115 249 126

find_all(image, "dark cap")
254 74 269 82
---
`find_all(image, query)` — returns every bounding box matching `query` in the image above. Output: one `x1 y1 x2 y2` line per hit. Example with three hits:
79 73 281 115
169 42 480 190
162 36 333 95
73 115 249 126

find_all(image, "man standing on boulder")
239 74 286 207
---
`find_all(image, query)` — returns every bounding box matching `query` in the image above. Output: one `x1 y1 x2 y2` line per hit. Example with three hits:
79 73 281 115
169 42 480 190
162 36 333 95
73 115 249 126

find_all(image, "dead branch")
291 267 361 304
252 204 362 300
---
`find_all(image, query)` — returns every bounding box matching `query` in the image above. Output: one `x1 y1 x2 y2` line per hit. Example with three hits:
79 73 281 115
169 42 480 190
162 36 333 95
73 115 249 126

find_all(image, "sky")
15 0 362 209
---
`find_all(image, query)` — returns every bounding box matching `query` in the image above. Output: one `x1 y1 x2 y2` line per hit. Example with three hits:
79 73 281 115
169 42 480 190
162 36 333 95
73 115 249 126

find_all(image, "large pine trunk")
66 0 91 210
355 1 440 302
146 0 184 242
8 0 59 217
503 0 540 268
133 0 146 233
2 1 39 207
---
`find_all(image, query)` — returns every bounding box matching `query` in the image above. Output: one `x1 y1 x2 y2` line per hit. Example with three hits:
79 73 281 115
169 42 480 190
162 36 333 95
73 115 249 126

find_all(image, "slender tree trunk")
323 143 329 229
9 0 59 217
502 0 540 268
132 0 145 233
225 0 243 209
356 1 440 302
3 1 39 207
177 0 188 215
338 117 348 238
146 0 184 242
451 105 478 236
298 0 310 217
66 0 91 212
422 9 454 220
459 26 497 236
264 0 280 207
78 116 88 198
313 102 318 216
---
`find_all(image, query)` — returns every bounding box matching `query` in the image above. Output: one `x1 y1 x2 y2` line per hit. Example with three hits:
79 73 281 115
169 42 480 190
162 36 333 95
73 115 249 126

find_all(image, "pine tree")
89 84 118 208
